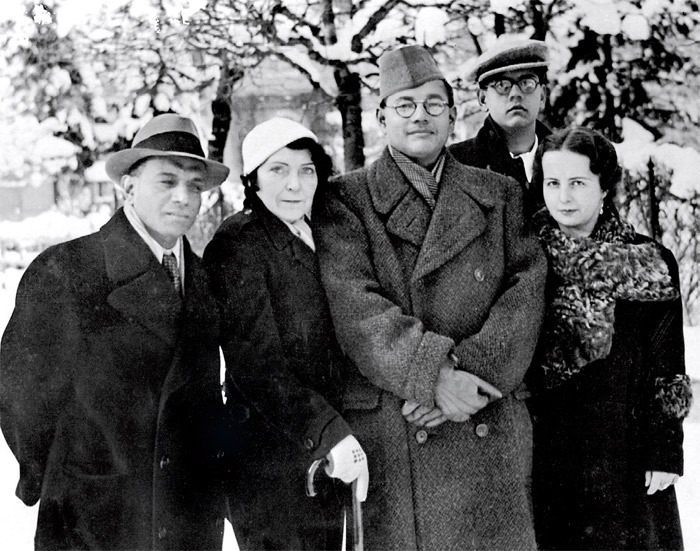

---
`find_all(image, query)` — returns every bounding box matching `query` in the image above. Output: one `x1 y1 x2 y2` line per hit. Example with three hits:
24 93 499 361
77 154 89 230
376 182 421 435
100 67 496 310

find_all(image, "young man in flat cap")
450 36 551 216
0 114 234 550
316 44 546 550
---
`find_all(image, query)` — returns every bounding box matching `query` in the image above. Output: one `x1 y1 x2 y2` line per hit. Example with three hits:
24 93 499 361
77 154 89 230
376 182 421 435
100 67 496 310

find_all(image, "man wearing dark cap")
450 36 551 215
0 114 233 550
316 45 545 550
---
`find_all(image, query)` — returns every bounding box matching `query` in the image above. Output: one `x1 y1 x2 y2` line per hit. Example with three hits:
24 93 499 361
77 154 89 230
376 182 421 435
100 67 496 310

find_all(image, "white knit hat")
241 117 318 176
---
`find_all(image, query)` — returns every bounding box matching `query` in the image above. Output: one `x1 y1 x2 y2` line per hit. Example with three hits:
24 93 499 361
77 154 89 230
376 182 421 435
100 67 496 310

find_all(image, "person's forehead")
264 146 314 164
144 156 207 174
387 79 448 101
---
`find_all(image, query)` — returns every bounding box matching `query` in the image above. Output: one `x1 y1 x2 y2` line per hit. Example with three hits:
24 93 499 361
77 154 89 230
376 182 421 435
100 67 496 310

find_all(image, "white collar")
123 202 183 266
281 217 315 251
510 134 539 183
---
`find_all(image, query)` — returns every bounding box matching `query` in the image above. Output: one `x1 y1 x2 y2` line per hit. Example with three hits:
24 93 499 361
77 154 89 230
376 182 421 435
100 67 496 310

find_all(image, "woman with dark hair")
530 126 692 550
204 118 368 550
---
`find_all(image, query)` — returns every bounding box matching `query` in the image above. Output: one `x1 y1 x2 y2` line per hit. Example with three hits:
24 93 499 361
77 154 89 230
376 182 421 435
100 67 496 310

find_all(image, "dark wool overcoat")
449 116 552 216
203 201 352 550
532 236 688 551
315 149 547 551
0 209 227 550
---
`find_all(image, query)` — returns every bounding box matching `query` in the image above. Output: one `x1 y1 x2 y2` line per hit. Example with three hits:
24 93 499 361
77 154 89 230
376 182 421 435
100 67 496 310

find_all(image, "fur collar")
533 206 679 388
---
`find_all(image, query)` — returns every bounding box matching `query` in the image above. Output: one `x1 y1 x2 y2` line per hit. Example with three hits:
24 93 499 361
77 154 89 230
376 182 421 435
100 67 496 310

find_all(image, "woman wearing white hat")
204 118 368 550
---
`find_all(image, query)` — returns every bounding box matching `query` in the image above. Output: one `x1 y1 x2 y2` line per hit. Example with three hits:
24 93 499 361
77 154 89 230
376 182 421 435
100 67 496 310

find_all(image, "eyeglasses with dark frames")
486 76 540 96
383 99 450 118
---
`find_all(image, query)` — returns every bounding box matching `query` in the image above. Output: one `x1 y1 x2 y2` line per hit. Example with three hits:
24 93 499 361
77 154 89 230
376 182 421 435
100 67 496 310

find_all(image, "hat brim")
106 149 229 191
476 61 549 85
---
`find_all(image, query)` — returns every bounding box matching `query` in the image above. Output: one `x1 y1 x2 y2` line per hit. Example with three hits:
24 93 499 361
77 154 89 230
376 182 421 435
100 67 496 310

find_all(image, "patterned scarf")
533 205 679 388
389 146 446 208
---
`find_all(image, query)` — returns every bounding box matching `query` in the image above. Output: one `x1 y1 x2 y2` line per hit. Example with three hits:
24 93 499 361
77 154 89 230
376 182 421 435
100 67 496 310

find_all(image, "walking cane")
306 458 364 551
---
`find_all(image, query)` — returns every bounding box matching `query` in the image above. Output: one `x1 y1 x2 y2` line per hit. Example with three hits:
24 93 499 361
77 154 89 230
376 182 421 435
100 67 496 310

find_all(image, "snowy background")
2 0 700 548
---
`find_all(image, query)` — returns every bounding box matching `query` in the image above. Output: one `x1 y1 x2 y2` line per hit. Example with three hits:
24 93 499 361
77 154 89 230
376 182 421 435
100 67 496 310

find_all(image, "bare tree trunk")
334 66 365 171
210 64 243 163
646 158 661 240
205 62 244 232
600 35 620 141
494 14 505 36
530 0 547 40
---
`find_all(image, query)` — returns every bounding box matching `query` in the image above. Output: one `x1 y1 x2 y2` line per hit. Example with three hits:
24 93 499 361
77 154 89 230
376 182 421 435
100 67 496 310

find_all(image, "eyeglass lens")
491 77 539 95
388 100 448 118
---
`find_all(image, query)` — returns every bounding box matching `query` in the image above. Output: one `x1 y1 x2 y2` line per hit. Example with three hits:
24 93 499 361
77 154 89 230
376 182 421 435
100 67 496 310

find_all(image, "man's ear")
376 107 386 128
539 86 547 112
121 174 134 196
477 89 488 111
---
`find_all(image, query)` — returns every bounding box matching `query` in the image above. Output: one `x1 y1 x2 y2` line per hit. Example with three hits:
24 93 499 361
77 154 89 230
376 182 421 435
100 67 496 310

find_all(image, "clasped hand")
403 367 502 427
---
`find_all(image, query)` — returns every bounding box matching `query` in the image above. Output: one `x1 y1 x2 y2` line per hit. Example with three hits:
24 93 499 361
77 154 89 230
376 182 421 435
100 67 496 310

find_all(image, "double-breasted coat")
203 199 352 550
532 237 688 550
0 209 227 550
315 149 547 551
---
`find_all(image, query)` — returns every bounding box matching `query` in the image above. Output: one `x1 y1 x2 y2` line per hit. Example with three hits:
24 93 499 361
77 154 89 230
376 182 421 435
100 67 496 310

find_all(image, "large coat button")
158 526 167 540
415 430 428 444
159 456 170 469
475 423 489 437
474 268 485 282
303 438 315 450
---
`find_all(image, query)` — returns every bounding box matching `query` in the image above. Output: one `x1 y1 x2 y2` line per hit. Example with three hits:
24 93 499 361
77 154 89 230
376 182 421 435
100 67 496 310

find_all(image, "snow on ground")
0 248 698 549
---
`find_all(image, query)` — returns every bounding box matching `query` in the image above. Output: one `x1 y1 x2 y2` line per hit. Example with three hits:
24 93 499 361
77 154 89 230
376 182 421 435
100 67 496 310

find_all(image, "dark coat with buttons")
203 199 352 550
449 116 551 217
0 209 226 550
315 149 547 551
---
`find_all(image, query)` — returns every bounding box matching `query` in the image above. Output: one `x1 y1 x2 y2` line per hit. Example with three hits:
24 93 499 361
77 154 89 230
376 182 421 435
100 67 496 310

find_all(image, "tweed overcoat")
0 209 227 550
203 200 352 550
315 149 547 551
532 236 688 550
449 116 551 216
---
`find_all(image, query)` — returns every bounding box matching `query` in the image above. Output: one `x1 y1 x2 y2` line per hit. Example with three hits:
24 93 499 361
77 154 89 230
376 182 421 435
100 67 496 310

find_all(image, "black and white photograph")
1 1 698 550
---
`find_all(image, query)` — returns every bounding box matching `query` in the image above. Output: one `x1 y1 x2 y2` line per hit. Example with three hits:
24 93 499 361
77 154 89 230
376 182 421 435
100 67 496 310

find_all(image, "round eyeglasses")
383 99 450 118
486 76 540 96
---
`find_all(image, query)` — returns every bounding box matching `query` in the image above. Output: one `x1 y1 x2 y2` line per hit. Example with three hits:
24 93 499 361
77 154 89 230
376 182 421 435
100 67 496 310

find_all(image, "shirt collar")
123 202 183 265
281 217 315 251
510 134 539 183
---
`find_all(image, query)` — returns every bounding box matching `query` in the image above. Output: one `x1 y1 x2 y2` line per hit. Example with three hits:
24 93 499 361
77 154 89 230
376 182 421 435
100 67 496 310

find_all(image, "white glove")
325 434 369 502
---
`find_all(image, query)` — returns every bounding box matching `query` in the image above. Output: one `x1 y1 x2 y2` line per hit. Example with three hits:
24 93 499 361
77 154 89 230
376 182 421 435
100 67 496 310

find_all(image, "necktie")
512 155 528 188
162 253 181 296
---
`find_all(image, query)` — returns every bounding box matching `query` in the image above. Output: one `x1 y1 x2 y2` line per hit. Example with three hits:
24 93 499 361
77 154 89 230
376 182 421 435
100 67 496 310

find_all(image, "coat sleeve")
453 178 547 394
316 179 455 408
643 247 692 476
0 252 74 506
203 230 351 461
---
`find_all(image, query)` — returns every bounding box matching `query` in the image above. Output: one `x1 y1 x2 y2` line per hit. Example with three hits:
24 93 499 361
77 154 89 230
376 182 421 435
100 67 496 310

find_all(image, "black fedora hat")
106 113 229 190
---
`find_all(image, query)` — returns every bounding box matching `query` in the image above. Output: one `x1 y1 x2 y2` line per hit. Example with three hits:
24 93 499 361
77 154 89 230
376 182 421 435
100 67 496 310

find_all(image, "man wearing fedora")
0 113 232 550
450 36 551 216
316 45 546 550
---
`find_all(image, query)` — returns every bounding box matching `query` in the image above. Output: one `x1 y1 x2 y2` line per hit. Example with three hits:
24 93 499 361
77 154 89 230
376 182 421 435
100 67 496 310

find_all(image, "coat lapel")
161 243 218 398
368 150 432 247
413 156 496 281
103 210 182 346
261 208 320 278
